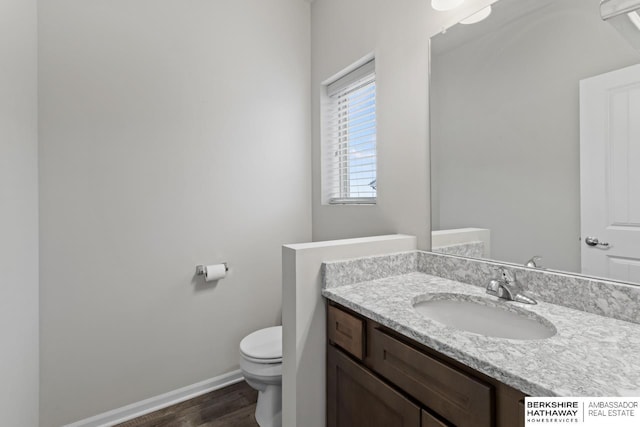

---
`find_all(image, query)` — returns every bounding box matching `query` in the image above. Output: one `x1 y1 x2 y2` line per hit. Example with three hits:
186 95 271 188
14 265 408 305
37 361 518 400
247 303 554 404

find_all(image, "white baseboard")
65 370 244 427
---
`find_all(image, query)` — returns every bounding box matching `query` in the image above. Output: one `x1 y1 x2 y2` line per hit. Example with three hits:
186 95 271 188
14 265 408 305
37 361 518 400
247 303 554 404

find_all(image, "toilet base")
254 384 281 427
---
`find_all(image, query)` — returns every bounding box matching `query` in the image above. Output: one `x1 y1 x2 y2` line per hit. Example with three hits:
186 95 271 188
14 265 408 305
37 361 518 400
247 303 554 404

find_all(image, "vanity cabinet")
327 346 421 427
327 302 526 427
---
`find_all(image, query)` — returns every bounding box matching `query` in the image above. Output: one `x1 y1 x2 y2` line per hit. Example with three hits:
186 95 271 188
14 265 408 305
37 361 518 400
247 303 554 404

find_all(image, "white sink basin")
413 293 556 340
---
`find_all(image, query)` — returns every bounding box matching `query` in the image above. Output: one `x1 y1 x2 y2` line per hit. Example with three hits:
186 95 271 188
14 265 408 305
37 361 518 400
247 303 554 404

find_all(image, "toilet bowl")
240 326 282 427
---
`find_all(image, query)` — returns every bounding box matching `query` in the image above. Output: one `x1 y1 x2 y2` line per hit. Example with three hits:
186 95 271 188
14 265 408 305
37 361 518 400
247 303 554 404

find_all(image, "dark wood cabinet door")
518 400 525 427
495 382 527 427
327 346 421 427
366 326 493 427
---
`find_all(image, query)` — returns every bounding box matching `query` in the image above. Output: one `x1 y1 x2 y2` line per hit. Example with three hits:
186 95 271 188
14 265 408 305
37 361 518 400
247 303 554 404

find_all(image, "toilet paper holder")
195 263 229 276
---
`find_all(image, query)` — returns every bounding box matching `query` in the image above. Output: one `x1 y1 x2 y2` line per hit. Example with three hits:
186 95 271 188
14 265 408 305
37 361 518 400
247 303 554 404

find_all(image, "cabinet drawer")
367 327 493 427
328 305 365 360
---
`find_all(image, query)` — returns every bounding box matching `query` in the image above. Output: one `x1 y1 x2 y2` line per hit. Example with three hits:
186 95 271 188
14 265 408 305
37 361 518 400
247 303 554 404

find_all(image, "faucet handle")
488 267 537 304
495 266 516 284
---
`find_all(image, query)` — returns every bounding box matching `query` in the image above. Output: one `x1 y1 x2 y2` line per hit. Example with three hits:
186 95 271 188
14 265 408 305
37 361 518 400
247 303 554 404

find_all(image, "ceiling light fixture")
628 10 640 31
460 6 493 24
431 0 465 12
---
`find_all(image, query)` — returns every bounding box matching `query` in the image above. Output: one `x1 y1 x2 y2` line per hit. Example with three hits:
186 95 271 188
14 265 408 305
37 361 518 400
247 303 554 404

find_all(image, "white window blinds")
323 60 377 204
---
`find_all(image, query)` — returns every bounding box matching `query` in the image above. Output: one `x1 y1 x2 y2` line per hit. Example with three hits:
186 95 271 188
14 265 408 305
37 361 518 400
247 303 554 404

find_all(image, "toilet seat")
240 356 282 383
242 354 282 364
240 326 282 364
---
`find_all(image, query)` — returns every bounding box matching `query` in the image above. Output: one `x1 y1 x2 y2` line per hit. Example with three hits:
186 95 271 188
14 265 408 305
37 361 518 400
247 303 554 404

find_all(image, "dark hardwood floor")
116 381 259 427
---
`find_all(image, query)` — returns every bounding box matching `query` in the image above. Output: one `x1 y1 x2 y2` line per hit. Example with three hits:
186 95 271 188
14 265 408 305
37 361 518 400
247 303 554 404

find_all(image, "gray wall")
0 0 39 425
309 0 500 250
431 0 639 271
311 0 433 250
38 1 311 425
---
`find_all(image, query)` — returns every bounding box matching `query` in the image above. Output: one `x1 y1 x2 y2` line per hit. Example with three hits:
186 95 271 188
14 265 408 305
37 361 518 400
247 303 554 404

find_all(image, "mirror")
430 0 640 284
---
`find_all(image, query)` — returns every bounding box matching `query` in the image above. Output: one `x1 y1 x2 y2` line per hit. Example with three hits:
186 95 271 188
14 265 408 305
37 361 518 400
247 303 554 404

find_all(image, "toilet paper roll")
204 264 227 282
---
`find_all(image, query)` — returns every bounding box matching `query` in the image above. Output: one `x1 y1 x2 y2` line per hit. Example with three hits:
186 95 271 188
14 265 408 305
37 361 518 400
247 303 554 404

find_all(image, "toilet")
239 326 282 427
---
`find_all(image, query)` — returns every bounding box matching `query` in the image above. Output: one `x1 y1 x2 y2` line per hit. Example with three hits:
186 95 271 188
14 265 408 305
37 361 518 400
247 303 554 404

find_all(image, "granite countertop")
322 271 640 397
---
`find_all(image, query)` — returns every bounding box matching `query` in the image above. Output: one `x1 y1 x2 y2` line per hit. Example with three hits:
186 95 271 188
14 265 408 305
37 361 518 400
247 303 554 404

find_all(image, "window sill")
328 197 377 205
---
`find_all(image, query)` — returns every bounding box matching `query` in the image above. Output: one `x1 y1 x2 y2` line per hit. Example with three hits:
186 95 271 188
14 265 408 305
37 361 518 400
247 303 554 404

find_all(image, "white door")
580 64 640 283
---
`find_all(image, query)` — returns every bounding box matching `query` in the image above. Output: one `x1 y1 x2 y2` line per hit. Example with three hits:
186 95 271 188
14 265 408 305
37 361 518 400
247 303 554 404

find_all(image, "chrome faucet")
486 267 537 304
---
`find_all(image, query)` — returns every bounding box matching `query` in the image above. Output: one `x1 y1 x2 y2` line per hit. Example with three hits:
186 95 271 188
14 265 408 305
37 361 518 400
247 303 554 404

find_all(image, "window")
323 59 376 204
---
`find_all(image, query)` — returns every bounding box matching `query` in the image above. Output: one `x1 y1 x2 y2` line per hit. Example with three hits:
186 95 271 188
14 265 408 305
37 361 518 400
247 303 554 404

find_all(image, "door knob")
585 236 610 248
